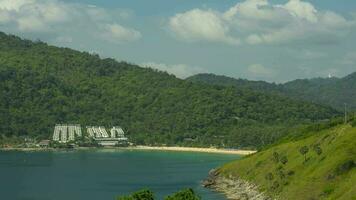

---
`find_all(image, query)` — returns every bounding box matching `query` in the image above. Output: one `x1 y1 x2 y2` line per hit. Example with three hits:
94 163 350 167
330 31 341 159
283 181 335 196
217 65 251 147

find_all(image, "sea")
0 149 240 200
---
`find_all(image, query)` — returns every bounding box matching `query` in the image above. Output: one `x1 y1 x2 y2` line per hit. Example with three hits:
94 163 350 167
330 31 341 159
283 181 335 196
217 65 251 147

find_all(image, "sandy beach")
129 146 257 155
0 146 256 155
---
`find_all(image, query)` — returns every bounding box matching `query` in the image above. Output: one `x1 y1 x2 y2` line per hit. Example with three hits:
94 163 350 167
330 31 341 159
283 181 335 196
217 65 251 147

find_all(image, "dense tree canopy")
0 32 339 148
187 73 356 111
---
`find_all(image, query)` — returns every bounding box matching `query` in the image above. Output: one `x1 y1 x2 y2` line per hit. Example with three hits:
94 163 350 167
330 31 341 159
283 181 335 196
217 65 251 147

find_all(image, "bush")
336 160 355 175
299 146 309 162
265 172 274 181
351 119 356 127
117 189 154 200
280 156 288 165
272 152 279 163
164 188 200 200
313 145 323 155
117 188 201 200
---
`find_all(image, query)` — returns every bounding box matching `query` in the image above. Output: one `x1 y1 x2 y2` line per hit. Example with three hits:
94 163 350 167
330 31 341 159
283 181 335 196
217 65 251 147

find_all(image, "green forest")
187 72 356 111
0 32 340 148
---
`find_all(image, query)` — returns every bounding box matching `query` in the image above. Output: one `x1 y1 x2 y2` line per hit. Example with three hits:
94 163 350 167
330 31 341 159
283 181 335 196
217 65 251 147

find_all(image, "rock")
203 170 272 200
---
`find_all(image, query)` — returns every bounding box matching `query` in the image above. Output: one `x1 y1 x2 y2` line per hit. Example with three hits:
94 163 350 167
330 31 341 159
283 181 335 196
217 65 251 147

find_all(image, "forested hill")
186 73 279 93
187 73 356 111
0 32 339 148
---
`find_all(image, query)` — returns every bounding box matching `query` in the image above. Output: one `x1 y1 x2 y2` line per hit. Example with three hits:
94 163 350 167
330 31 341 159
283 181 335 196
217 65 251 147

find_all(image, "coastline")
203 169 269 200
129 146 256 155
0 146 256 155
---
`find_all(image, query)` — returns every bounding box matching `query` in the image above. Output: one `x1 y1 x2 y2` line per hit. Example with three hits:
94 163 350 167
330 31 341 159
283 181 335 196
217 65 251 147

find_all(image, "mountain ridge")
0 32 339 148
187 72 356 111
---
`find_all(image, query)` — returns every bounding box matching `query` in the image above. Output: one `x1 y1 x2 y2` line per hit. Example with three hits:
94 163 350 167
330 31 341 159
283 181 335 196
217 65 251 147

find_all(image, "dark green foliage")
265 172 274 181
280 156 288 165
287 170 295 176
351 118 356 127
271 181 280 190
313 145 323 155
299 146 309 162
272 152 280 163
187 73 356 111
117 189 200 200
277 169 285 179
322 187 334 196
117 189 154 200
335 160 355 175
0 32 339 148
164 188 200 200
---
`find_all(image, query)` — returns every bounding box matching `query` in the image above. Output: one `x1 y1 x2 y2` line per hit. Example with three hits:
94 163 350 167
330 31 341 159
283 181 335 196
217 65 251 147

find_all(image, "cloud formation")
247 64 274 77
0 0 141 44
168 0 354 45
169 9 240 45
141 62 206 79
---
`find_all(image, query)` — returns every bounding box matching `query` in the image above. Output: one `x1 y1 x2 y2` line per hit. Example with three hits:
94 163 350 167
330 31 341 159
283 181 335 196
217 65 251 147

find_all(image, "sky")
0 0 355 82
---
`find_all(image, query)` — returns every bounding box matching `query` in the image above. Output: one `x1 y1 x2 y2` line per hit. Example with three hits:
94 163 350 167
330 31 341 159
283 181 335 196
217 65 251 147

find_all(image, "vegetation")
219 121 356 199
0 32 340 148
117 189 154 200
117 188 200 200
187 73 356 111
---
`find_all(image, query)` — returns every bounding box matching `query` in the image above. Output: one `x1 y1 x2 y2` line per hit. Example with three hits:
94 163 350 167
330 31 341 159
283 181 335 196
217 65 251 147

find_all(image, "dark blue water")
0 150 239 200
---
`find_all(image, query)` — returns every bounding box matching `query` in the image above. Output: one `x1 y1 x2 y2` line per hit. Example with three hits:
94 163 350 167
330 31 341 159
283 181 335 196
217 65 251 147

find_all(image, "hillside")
0 32 339 148
207 120 356 199
186 73 279 93
187 73 356 111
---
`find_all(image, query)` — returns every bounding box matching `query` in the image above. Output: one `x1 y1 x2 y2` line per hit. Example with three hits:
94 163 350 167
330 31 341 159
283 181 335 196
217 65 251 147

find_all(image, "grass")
219 124 356 200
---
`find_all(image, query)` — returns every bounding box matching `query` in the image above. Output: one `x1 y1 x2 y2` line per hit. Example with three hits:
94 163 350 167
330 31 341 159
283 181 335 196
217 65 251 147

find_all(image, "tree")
272 152 279 163
117 189 154 200
299 146 309 162
313 145 322 155
164 188 200 200
280 156 288 165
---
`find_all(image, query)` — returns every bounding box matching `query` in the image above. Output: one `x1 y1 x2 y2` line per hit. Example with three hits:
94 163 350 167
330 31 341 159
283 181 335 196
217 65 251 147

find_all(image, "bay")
0 150 240 200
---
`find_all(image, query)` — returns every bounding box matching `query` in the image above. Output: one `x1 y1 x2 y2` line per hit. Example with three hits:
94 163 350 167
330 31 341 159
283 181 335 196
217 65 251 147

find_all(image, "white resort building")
52 124 128 146
86 126 128 146
53 124 82 143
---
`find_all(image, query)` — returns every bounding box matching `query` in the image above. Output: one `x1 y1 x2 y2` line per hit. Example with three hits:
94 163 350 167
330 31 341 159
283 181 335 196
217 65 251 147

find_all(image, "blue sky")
1 0 356 82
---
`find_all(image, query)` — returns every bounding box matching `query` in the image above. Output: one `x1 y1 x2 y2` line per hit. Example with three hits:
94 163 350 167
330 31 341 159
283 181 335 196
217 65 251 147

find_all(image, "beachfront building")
53 124 128 146
86 126 128 146
53 124 82 143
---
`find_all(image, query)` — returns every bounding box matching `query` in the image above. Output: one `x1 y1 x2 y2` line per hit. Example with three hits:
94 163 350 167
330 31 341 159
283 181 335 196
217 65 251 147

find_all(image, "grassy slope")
220 124 356 200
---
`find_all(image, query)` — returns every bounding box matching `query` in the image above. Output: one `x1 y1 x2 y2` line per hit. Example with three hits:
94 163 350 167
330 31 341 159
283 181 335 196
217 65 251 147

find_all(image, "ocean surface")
0 149 240 200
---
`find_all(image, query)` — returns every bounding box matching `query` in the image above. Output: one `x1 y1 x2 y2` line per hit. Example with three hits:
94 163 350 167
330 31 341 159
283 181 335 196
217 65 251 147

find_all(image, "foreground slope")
215 122 356 199
0 32 338 148
187 73 356 111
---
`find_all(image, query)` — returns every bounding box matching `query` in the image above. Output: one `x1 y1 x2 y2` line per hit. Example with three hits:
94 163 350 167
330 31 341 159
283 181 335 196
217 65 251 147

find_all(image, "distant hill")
187 73 356 111
0 32 339 148
214 119 356 199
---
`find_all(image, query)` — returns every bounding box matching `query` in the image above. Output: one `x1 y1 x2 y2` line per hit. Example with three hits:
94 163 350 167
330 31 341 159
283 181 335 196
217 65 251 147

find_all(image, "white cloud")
281 0 318 23
141 62 206 79
169 9 240 45
247 64 274 77
0 0 141 43
100 23 141 44
168 0 354 46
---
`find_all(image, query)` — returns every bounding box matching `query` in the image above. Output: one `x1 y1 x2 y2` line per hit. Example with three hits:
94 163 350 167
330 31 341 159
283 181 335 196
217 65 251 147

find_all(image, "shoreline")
203 169 269 200
0 146 256 155
129 146 256 155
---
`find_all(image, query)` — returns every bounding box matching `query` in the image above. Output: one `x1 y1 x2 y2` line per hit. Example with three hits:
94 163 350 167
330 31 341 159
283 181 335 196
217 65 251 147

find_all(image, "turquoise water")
0 150 240 200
